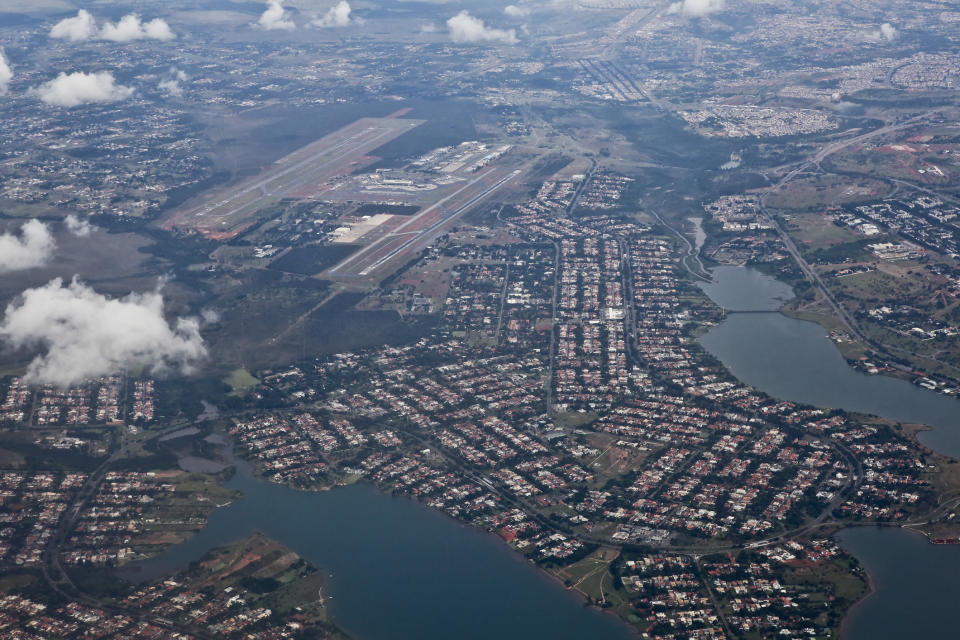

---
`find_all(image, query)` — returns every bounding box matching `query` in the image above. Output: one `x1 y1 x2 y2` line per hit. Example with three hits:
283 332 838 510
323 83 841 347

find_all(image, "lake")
121 264 960 640
837 527 960 640
121 455 636 640
697 265 960 640
698 266 960 458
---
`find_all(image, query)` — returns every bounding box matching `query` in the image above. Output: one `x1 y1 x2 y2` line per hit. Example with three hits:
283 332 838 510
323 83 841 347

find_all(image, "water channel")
121 451 636 640
687 217 707 253
697 264 960 640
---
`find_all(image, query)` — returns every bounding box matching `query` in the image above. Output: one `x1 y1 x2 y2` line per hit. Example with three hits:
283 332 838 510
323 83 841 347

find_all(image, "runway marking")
329 168 522 277
193 127 396 221
167 118 423 234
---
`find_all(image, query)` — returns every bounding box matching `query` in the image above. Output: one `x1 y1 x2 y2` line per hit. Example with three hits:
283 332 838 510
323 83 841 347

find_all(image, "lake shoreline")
118 433 638 640
697 265 960 639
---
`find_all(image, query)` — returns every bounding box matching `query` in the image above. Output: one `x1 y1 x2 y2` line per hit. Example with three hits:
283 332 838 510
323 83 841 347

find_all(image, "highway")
756 115 935 345
752 113 960 380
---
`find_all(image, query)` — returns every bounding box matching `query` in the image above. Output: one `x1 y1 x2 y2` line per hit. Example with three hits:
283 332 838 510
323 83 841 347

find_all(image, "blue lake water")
120 263 960 640
837 527 960 640
121 459 636 640
698 266 960 458
698 265 960 640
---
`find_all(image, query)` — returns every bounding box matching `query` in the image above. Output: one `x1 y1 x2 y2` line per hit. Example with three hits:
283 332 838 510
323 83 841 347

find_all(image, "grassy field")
360 254 460 314
226 368 260 396
781 211 865 252
552 411 600 429
823 131 960 188
177 532 333 620
581 433 654 481
553 546 631 614
779 554 870 632
765 175 891 210
269 245 361 276
771 204 960 380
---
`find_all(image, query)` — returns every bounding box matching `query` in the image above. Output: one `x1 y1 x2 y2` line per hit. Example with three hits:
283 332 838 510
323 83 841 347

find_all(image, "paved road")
756 115 935 345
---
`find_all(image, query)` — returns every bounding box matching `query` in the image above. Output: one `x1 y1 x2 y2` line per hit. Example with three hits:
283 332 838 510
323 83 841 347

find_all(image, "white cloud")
144 18 176 40
881 23 898 41
313 0 352 27
668 0 725 17
869 22 898 42
0 220 56 274
51 10 175 42
34 71 134 107
504 5 530 18
64 214 93 237
447 11 517 44
0 278 207 388
50 10 97 42
258 0 296 30
0 48 11 95
159 68 189 96
100 14 176 42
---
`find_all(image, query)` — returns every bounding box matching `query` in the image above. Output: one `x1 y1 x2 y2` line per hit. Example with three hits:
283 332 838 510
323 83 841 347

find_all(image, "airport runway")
165 118 422 237
329 166 523 278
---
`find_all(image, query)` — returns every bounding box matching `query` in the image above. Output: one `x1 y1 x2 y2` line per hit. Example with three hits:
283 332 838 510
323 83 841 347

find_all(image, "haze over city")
0 1 959 639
